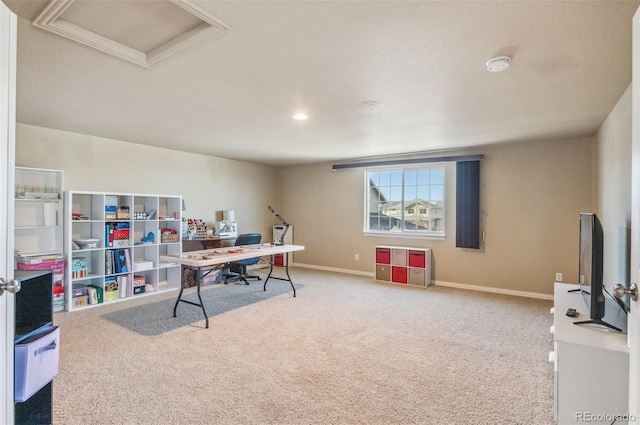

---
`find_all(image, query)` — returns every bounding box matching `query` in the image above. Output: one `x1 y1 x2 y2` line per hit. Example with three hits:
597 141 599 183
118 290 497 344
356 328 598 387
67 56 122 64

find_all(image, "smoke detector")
486 56 511 72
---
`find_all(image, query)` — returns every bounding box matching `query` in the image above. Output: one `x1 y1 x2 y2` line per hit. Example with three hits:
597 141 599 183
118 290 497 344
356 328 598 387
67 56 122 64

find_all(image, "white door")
630 7 640 418
0 2 17 423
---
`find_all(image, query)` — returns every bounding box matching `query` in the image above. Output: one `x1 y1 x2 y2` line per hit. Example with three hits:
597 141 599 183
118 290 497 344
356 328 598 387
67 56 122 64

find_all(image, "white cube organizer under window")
374 245 432 286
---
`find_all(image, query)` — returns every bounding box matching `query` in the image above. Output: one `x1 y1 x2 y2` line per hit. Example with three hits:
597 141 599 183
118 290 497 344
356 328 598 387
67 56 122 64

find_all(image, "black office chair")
224 233 262 285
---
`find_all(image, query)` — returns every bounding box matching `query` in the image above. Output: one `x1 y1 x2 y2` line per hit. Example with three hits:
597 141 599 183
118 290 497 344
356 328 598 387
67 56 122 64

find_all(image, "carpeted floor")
52 268 555 425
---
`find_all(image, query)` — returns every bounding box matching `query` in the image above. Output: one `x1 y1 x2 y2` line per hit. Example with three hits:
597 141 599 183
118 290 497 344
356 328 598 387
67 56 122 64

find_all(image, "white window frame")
363 165 446 239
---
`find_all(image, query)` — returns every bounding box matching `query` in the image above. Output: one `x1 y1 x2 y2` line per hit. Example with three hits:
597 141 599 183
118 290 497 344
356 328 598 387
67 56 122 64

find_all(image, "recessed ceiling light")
293 113 309 120
486 56 511 72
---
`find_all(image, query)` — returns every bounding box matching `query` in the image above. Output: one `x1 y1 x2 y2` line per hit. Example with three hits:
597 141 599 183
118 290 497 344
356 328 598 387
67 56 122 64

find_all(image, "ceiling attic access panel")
32 0 230 68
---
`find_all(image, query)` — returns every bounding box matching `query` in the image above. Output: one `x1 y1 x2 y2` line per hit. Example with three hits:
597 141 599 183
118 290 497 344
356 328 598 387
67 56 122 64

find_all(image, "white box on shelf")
73 238 100 249
134 259 153 271
14 325 60 402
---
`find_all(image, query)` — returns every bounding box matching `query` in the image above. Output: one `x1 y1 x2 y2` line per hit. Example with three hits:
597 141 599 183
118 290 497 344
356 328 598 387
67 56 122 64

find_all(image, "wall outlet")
354 254 359 261
556 272 563 282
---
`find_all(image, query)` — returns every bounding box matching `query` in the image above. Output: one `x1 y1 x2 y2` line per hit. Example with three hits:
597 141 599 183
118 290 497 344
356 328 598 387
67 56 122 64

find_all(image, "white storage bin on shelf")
14 325 60 403
65 191 183 311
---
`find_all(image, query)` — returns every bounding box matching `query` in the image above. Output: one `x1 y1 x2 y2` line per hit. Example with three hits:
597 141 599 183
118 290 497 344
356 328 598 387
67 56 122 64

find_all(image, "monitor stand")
573 318 622 333
568 288 589 294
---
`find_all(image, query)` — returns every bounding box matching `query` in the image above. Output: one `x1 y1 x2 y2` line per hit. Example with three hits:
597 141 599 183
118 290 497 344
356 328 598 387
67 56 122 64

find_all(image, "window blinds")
456 160 481 249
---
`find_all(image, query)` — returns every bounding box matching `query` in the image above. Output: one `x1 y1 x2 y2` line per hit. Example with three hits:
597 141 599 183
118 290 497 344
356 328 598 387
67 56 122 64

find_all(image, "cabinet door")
375 247 391 264
391 249 407 266
391 266 408 284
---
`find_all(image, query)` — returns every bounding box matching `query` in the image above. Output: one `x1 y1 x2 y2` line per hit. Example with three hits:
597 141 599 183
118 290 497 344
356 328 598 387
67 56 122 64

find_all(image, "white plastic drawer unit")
14 325 60 403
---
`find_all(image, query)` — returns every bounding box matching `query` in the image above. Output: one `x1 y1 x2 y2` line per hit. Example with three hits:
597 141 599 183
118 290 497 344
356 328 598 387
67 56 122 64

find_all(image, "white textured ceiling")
4 0 640 166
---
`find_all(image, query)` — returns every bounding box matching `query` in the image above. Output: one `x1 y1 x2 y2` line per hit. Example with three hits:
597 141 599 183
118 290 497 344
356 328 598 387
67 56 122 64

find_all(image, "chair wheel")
245 282 250 285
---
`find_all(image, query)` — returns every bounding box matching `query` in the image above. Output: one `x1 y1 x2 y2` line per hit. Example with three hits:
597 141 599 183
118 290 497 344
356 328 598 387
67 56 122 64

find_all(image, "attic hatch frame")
32 0 230 69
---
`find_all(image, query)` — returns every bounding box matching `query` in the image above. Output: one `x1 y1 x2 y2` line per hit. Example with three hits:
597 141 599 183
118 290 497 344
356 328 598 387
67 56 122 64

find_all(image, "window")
366 166 445 236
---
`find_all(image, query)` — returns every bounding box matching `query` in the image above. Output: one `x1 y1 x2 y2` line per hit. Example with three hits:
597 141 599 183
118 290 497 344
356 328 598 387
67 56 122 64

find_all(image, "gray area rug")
102 281 299 335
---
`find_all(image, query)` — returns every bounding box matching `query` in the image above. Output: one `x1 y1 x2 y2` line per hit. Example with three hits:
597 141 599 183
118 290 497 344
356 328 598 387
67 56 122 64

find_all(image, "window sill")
363 231 445 241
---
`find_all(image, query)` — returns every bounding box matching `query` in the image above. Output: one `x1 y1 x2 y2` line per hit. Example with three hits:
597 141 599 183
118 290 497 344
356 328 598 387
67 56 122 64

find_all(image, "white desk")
161 244 305 328
551 283 629 424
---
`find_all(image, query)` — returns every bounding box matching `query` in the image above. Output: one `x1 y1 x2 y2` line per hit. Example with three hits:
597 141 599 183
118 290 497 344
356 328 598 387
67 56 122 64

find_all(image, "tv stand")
551 283 629 424
567 288 589 295
573 317 622 333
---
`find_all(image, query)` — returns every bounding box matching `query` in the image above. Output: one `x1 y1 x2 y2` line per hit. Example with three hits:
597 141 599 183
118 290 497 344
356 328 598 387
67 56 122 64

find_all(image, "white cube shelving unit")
65 191 183 311
374 245 432 287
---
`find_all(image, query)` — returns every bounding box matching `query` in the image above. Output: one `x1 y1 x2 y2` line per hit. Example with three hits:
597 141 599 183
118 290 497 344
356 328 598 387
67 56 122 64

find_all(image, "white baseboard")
293 262 374 277
293 263 553 300
433 280 554 300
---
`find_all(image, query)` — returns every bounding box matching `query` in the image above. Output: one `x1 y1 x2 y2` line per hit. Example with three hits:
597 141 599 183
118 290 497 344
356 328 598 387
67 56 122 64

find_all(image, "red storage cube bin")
392 266 408 284
376 248 391 264
274 253 287 266
408 250 426 268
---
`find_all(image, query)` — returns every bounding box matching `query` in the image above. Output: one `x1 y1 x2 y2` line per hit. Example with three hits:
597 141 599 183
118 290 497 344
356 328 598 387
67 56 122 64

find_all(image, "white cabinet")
64 191 183 311
551 283 629 424
375 245 432 286
14 167 65 311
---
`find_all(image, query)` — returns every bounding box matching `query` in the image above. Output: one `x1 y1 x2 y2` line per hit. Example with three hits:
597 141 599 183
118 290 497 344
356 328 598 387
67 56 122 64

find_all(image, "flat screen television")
573 212 626 332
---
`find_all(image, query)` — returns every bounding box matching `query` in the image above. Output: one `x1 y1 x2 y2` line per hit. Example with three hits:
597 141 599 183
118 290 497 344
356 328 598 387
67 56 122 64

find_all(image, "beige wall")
278 138 594 295
595 84 632 291
19 98 633 298
15 124 280 239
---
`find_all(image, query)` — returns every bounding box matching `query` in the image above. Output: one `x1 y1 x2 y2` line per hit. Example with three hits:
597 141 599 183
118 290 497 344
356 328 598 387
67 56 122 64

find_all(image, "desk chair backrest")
234 233 262 265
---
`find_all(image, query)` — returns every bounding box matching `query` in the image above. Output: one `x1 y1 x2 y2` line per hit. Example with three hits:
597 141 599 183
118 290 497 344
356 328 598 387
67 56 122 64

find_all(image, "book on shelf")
118 275 128 298
127 275 133 297
87 286 98 304
88 285 103 304
105 223 113 247
107 249 128 274
116 249 128 273
124 249 131 274
105 251 113 275
104 277 118 302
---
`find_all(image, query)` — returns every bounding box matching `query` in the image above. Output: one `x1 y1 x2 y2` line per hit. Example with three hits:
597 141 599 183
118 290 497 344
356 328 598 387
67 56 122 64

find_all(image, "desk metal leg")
172 279 184 318
263 252 296 297
173 266 210 328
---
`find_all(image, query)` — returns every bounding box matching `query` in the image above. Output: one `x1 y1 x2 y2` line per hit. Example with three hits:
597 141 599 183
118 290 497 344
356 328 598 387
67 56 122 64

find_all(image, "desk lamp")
268 205 290 245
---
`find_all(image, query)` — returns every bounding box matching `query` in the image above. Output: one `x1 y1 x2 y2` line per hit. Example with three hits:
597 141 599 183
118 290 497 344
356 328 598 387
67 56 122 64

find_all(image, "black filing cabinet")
14 270 55 425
